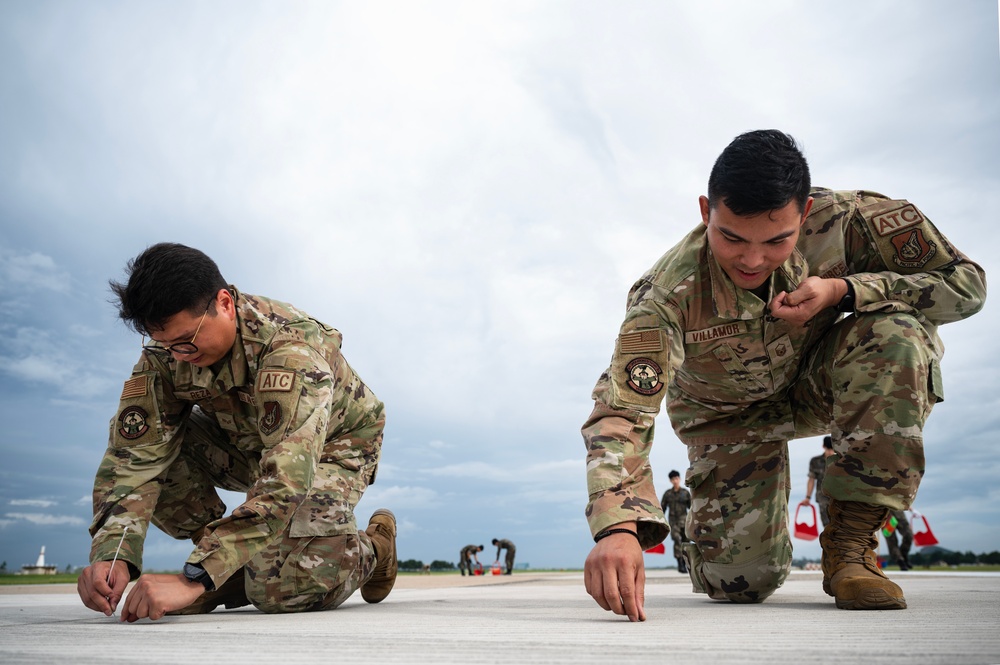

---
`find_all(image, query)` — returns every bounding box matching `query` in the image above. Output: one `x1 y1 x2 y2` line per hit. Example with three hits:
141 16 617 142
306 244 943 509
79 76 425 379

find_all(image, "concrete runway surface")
1 570 998 664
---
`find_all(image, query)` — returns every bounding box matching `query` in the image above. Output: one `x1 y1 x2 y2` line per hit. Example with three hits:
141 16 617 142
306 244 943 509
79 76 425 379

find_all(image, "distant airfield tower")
20 546 57 575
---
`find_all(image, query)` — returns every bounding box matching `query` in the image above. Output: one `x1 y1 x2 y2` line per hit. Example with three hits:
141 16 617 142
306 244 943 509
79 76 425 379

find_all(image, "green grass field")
0 573 80 585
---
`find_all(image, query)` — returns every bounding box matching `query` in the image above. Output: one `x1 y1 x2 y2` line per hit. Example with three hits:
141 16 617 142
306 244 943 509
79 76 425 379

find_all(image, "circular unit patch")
625 357 663 395
118 405 150 440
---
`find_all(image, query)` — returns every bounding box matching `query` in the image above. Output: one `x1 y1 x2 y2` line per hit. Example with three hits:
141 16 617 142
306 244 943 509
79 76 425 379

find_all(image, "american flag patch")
120 376 147 399
619 330 662 354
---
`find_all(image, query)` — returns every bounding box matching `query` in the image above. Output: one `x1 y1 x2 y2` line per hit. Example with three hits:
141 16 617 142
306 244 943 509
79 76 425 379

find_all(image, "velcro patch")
870 203 925 237
260 401 283 435
120 376 147 400
259 369 295 392
684 322 746 345
890 228 938 269
767 334 794 367
819 261 849 280
619 330 662 354
174 389 211 401
625 358 663 396
118 405 149 440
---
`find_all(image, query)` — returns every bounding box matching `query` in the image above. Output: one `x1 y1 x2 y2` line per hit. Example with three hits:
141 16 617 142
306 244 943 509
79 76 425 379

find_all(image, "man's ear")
800 196 814 226
699 196 711 227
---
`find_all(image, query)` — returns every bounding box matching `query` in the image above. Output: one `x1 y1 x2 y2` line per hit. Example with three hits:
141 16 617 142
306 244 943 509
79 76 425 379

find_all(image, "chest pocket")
675 342 768 404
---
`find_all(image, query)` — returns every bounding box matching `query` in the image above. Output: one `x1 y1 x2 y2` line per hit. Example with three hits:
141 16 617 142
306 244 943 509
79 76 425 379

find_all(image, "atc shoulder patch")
859 199 956 273
258 368 295 392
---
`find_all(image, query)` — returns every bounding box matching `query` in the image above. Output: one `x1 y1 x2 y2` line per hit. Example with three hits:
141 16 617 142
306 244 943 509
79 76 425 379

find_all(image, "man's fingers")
636 565 647 622
585 569 612 612
603 575 626 617
618 579 640 621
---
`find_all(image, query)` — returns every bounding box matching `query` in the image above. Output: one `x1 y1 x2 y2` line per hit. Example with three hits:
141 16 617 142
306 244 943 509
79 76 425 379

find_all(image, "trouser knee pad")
685 542 791 604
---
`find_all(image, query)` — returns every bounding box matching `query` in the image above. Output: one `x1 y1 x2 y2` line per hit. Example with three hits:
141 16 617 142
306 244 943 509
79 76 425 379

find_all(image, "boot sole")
835 588 907 610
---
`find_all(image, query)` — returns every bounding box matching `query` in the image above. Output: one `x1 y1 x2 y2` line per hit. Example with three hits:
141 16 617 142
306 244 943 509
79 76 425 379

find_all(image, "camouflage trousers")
458 553 476 576
684 312 938 603
668 517 687 561
816 494 831 528
501 546 516 573
152 408 379 613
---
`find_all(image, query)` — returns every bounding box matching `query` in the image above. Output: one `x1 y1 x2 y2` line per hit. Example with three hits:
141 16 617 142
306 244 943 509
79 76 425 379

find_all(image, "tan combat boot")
168 567 250 615
821 500 906 610
360 508 397 604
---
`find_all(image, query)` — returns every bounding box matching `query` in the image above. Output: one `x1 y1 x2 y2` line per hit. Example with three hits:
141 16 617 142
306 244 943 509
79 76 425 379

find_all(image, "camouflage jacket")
89 288 385 587
494 539 515 558
807 454 828 500
583 189 987 547
659 487 691 523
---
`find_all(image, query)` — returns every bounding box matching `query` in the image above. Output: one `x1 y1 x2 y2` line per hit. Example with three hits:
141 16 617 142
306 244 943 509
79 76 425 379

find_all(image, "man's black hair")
707 129 811 216
822 435 833 450
109 243 228 335
668 469 681 479
492 538 498 545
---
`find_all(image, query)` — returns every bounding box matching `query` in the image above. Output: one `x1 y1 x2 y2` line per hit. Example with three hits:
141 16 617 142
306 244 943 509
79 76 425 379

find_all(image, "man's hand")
769 277 847 325
584 526 646 622
78 560 130 616
119 573 206 623
798 497 812 506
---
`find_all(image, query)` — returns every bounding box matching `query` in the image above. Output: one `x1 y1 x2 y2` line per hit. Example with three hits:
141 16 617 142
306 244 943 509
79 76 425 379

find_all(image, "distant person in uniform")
582 130 986 621
885 510 914 571
459 544 484 576
799 436 837 527
76 243 397 622
659 470 691 573
492 538 516 575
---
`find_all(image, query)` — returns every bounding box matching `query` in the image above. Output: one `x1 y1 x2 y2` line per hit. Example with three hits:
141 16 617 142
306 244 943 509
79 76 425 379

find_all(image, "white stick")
106 526 129 616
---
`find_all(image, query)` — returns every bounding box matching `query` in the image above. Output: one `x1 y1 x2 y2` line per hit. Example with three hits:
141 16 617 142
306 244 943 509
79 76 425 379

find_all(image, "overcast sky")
1 1 997 574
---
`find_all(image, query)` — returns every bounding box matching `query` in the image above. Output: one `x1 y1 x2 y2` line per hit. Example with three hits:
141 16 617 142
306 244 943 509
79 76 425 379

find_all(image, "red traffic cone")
910 509 939 547
793 503 819 540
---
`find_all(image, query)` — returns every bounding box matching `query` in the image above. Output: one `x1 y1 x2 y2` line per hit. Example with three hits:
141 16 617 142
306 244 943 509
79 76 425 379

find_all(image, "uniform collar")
172 288 250 393
707 246 808 321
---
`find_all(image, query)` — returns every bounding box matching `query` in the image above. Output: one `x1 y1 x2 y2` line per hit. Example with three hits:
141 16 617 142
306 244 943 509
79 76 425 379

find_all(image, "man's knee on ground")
687 542 791 604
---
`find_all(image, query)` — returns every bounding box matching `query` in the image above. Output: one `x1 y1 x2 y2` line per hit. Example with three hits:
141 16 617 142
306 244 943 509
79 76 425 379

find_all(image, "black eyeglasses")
142 303 211 357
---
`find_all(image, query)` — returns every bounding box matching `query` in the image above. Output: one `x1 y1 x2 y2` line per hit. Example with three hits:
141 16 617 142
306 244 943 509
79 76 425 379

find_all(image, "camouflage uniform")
88 288 386 613
583 189 986 603
459 545 480 576
807 453 832 527
659 487 691 561
494 539 516 574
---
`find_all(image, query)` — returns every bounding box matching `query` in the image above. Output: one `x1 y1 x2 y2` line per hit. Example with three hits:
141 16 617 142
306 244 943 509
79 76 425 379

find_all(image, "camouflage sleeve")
582 280 676 550
89 354 188 576
184 329 356 585
843 194 987 324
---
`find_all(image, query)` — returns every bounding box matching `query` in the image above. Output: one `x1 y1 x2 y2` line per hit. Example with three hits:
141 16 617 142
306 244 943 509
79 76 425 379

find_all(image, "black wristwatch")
182 563 214 591
836 279 856 313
